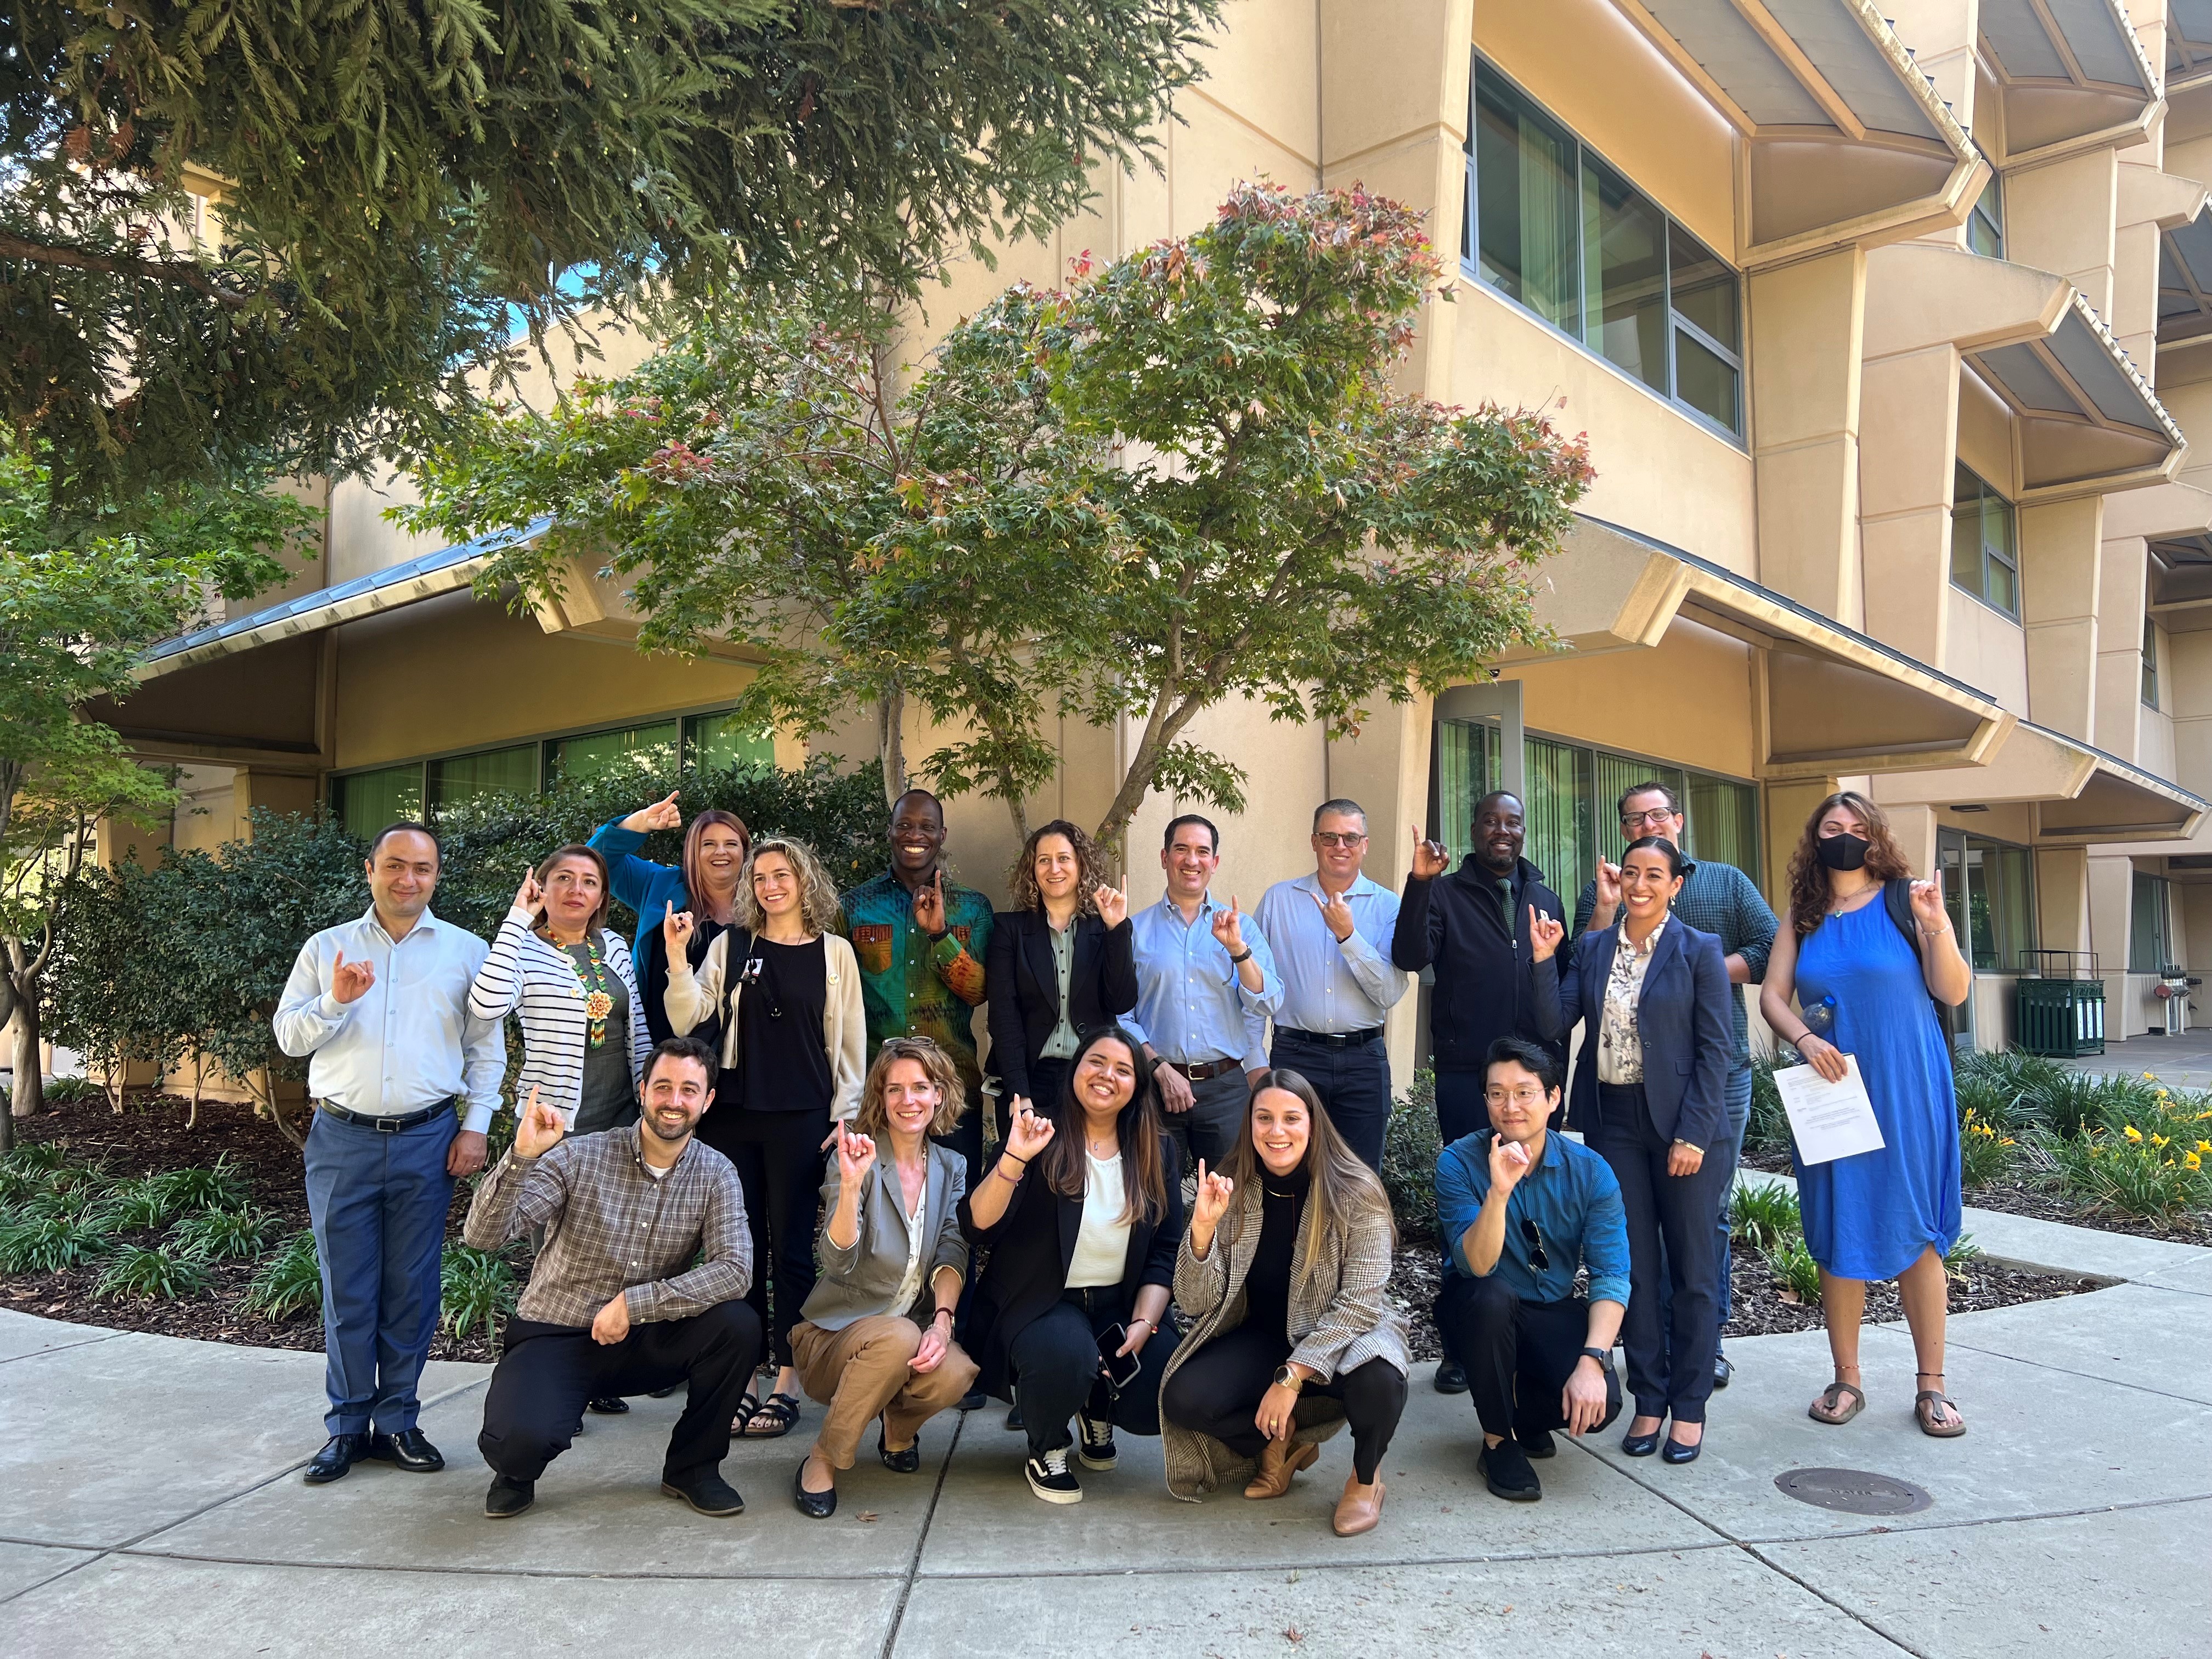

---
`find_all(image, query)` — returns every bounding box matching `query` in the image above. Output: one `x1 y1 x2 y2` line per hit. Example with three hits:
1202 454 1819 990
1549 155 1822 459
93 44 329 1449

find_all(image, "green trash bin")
2015 952 2105 1057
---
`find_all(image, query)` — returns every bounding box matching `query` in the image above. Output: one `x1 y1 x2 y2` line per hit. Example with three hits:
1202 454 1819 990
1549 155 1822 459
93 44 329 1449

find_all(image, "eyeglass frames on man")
1620 808 1677 831
1313 831 1368 848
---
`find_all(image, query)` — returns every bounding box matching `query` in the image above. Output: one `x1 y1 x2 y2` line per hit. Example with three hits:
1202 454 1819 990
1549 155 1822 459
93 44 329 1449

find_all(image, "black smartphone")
1096 1324 1142 1390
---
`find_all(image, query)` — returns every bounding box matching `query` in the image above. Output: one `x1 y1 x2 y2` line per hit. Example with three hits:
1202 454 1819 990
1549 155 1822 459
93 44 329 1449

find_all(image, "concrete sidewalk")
3 1203 2208 1658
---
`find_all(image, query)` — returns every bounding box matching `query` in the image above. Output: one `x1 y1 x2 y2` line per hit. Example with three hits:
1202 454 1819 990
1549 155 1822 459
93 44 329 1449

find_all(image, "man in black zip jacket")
1392 790 1567 1395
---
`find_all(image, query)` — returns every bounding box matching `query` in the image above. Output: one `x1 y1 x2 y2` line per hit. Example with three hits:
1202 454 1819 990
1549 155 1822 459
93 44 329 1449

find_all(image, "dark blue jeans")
1269 1031 1391 1171
302 1107 456 1436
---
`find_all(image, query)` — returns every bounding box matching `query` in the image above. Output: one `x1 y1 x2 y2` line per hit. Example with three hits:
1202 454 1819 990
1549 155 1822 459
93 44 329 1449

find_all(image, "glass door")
1937 829 1974 1050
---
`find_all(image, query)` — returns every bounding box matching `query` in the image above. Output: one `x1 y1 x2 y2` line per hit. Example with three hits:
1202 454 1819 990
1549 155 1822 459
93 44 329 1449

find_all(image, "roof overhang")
2100 482 2212 613
1978 0 2160 166
1521 515 2013 777
2170 0 2212 93
1880 720 2208 842
2156 199 2212 349
1610 0 1985 266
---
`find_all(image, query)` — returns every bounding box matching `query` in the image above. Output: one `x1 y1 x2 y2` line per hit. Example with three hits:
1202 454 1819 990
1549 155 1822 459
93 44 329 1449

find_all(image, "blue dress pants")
303 1108 455 1436
1269 1031 1391 1172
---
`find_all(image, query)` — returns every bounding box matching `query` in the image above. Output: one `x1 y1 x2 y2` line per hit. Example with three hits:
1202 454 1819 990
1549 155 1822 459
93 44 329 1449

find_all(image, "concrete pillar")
233 770 321 834
1326 695 1437 1085
2093 535 2150 761
2005 150 2119 317
1750 250 1866 624
1885 803 1940 879
1857 343 1961 667
1762 778 1842 910
2020 496 2104 741
1885 2 1980 256
2168 630 2212 804
2087 851 2135 970
94 815 168 870
2035 845 2090 955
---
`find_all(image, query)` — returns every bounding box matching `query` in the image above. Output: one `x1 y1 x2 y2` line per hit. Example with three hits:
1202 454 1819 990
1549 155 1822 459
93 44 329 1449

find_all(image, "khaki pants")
789 1314 979 1469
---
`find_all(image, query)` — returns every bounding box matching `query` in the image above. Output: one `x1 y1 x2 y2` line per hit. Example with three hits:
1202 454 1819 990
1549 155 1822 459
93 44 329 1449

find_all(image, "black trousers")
478 1301 763 1484
1160 1322 1406 1483
701 1104 830 1372
1269 1032 1391 1171
1434 1272 1620 1442
1007 1289 1178 1458
1594 1082 1730 1424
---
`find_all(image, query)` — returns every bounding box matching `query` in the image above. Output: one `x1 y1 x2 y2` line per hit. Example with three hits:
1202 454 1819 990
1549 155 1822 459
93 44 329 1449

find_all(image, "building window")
683 710 776 772
1466 57 1743 437
548 720 679 786
427 745 538 814
1967 173 2004 259
2143 618 2160 709
2130 872 2172 973
1937 828 2036 973
1950 462 2019 617
332 764 424 842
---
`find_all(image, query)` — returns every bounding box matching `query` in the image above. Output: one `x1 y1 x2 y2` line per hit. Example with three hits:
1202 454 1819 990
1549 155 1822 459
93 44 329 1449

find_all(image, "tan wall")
1503 620 1758 780
1945 589 2029 709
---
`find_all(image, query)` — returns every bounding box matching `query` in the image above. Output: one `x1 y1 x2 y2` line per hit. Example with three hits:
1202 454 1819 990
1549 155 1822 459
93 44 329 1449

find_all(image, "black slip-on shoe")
483 1476 535 1519
878 1429 923 1474
1621 1427 1661 1457
1477 1440 1542 1503
1515 1426 1557 1460
303 1432 371 1485
586 1395 631 1415
1432 1360 1469 1395
661 1470 746 1516
366 1427 445 1472
1712 1351 1734 1390
1662 1435 1703 1465
792 1459 837 1519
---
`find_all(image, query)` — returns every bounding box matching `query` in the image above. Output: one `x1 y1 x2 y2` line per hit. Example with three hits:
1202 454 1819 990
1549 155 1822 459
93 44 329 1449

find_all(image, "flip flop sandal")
741 1391 803 1439
1915 1387 1966 1438
1808 1381 1865 1425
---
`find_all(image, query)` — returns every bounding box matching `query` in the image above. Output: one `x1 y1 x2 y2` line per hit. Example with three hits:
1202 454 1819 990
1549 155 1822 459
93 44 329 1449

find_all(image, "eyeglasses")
1520 1217 1549 1273
1485 1086 1549 1107
1313 831 1368 848
1621 808 1678 831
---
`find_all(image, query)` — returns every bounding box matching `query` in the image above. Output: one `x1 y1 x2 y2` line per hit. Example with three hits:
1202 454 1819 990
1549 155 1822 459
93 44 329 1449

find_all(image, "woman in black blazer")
1531 836 1733 1464
959 1023 1183 1505
986 819 1138 1115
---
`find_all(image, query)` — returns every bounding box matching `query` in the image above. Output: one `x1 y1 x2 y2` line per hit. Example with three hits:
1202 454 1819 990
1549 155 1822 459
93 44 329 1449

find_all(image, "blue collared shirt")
273 907 506 1132
1128 891 1282 1071
1253 872 1408 1035
1436 1128 1631 1308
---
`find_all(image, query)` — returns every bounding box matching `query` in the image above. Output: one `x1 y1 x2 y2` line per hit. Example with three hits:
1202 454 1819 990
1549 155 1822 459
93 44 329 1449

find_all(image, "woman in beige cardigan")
1159 1070 1409 1536
665 835 865 1438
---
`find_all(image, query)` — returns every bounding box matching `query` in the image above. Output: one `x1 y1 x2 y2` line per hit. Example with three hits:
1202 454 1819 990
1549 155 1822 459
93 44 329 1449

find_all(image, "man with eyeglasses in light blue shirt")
1252 799 1409 1171
1130 813 1282 1173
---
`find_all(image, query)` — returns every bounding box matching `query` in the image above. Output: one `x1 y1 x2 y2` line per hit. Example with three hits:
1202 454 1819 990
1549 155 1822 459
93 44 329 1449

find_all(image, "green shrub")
14 1177 111 1221
1951 1049 2066 1132
167 1206 278 1262
94 1245 210 1302
1746 1057 1792 1157
1381 1071 1441 1238
439 1244 520 1341
1956 1102 2017 1188
38 1077 103 1108
1764 1237 1822 1302
240 1231 323 1321
156 1156 249 1213
0 1212 116 1272
1943 1233 1982 1278
0 1142 69 1174
1728 1181 1801 1251
2032 1118 2211 1221
94 1177 193 1233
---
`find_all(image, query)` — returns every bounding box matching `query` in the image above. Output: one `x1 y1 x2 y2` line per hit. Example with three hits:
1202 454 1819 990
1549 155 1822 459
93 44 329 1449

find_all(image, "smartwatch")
1272 1363 1306 1391
1579 1346 1612 1367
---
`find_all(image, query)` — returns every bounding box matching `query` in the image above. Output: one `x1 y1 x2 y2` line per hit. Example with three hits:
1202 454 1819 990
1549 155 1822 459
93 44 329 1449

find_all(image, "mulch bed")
3 1091 503 1364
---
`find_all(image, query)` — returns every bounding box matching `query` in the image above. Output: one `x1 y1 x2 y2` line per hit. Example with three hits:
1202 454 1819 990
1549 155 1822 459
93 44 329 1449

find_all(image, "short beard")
643 1111 695 1145
1476 847 1517 874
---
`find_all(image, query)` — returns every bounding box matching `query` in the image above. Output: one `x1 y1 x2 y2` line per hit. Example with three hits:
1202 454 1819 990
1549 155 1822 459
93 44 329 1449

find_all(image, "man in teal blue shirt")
1434 1036 1628 1503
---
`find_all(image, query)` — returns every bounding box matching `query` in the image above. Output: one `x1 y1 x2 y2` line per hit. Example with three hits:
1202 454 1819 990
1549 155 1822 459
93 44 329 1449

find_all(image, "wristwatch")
1579 1346 1612 1367
1272 1363 1306 1391
1227 947 1253 964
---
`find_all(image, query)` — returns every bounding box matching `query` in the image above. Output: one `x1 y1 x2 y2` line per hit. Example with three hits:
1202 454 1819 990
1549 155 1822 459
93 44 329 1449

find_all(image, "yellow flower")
2194 1140 2210 1155
2155 1088 2170 1101
1999 1137 2016 1147
2152 1133 2170 1148
2143 1071 2158 1081
2186 1152 2203 1171
2124 1124 2143 1142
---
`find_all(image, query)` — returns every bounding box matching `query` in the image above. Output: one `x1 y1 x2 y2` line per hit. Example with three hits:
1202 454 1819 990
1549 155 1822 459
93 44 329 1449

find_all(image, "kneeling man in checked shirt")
467 1035 760 1519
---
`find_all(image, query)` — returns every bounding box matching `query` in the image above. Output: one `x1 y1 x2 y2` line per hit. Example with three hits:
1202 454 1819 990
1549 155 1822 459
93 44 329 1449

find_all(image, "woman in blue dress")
1760 792 1971 1437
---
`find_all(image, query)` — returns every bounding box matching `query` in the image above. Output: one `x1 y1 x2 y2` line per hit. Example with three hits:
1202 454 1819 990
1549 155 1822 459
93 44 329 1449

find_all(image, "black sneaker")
1075 1412 1118 1471
1516 1426 1557 1460
660 1470 746 1516
1024 1446 1082 1504
483 1475 535 1519
1432 1359 1469 1394
1478 1438 1543 1502
1005 1404 1026 1432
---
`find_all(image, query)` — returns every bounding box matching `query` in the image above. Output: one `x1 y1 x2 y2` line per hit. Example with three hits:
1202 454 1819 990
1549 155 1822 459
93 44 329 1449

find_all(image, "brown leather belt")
1163 1057 1242 1082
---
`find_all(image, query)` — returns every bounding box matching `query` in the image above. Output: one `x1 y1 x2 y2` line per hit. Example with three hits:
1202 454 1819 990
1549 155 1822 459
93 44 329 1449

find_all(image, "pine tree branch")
0 232 250 308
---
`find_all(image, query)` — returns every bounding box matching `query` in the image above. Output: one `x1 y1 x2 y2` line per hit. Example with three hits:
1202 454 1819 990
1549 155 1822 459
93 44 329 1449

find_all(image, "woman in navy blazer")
1531 837 1733 1463
986 819 1139 1111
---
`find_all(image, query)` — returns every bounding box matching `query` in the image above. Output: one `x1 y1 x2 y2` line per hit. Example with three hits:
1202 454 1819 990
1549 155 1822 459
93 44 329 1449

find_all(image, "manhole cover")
1774 1467 1932 1516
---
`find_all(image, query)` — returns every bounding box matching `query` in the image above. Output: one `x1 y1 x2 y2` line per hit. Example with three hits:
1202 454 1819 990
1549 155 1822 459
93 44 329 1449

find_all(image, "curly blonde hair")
734 836 844 935
1006 818 1104 915
853 1037 970 1140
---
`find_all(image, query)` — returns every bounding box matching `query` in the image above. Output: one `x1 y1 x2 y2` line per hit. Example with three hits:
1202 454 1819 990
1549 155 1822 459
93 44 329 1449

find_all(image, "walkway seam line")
0 1548 112 1611
878 1404 963 1657
0 1330 127 1367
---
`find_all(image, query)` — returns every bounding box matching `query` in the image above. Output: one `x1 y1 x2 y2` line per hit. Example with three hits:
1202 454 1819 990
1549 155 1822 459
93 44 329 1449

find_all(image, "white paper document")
1772 1056 1886 1165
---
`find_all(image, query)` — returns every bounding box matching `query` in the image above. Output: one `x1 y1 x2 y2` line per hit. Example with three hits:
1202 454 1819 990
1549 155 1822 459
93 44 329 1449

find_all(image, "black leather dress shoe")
367 1427 445 1472
1432 1360 1469 1395
661 1470 746 1516
1712 1351 1734 1390
303 1432 371 1485
879 1429 922 1474
586 1395 631 1415
1621 1427 1661 1457
1662 1435 1703 1465
484 1475 535 1518
792 1459 837 1519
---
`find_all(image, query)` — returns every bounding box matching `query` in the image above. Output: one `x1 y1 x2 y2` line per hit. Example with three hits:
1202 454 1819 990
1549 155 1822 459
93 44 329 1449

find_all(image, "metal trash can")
2015 951 2106 1057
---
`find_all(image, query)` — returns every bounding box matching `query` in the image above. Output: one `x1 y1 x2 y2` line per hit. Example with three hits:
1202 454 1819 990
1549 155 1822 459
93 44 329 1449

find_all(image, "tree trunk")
5 998 44 1148
878 679 909 805
256 1065 307 1150
187 1051 205 1132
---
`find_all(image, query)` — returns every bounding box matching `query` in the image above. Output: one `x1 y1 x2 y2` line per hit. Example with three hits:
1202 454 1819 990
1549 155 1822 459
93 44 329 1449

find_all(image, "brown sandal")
1915 1373 1966 1437
1808 1380 1865 1425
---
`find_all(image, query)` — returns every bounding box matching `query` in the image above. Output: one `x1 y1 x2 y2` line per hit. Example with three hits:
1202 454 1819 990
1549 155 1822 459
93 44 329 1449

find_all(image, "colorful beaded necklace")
545 929 615 1048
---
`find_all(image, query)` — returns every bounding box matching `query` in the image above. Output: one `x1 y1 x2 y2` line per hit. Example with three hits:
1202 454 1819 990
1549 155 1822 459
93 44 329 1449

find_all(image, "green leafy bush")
0 1142 68 1173
94 1245 210 1302
38 1078 103 1108
439 1245 521 1341
95 1177 194 1233
1956 1101 2018 1188
2032 1118 2211 1221
240 1231 324 1321
1764 1237 1822 1302
1943 1234 1982 1277
156 1157 250 1213
1381 1071 1441 1239
1728 1181 1801 1252
167 1206 278 1262
0 1212 116 1272
1745 1057 1792 1158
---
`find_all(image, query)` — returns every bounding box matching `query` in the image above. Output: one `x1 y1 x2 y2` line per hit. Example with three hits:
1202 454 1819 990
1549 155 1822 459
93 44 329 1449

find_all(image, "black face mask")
1816 832 1871 872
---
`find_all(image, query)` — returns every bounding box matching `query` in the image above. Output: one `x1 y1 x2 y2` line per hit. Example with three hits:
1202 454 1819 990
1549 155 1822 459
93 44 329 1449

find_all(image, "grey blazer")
799 1141 970 1332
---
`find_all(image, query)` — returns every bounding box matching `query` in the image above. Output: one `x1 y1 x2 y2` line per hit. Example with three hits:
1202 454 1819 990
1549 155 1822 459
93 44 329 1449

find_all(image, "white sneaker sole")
1076 1446 1116 1471
1025 1470 1084 1504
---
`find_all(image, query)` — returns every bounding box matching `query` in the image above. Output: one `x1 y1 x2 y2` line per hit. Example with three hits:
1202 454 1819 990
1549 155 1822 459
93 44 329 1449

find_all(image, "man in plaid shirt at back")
1571 780 1776 1392
467 1036 759 1520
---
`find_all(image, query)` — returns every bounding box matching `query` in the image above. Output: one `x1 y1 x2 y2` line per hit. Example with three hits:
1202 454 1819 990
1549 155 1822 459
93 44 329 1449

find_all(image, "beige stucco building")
103 0 2212 1074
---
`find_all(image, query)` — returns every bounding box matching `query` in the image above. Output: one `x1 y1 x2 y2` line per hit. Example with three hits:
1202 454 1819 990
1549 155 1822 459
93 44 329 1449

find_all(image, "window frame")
2130 871 2173 975
2142 617 2160 710
1966 172 2004 259
1950 462 2021 619
1464 54 1745 444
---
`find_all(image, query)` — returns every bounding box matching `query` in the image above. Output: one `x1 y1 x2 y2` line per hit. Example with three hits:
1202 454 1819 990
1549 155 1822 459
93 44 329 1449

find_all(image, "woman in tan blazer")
664 835 866 1438
1159 1070 1409 1536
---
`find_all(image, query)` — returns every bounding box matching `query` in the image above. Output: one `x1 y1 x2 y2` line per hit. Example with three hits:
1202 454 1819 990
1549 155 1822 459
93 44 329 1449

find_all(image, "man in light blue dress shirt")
1252 799 1409 1170
1130 813 1282 1172
274 822 504 1486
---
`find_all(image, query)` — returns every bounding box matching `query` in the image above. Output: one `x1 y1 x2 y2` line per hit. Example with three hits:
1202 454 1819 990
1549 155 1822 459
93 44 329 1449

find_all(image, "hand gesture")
512 870 543 916
514 1087 567 1159
1528 905 1565 963
912 868 947 936
330 950 376 1005
1191 1159 1235 1230
1909 873 1948 931
1002 1097 1056 1162
1093 883 1128 928
1410 828 1450 881
1155 1059 1196 1115
590 1291 631 1346
911 1319 950 1375
1313 887 1355 944
1595 856 1622 908
1488 1133 1533 1197
662 901 695 960
622 790 683 834
1255 1380 1301 1442
1209 895 1248 955
834 1121 877 1185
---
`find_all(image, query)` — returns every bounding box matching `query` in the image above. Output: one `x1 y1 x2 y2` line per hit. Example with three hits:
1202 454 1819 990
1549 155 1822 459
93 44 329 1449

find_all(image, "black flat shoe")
661 1470 746 1516
1621 1428 1661 1458
1662 1436 1702 1465
1005 1404 1025 1432
792 1459 837 1519
879 1429 922 1474
1477 1440 1542 1502
1515 1426 1557 1460
484 1475 535 1518
303 1432 371 1485
586 1395 630 1415
1432 1359 1469 1395
366 1427 445 1472
1712 1351 1734 1390
957 1390 986 1412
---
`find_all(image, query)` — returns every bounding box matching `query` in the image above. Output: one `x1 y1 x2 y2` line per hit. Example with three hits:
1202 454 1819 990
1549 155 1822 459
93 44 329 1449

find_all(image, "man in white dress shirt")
1252 800 1409 1170
274 822 504 1485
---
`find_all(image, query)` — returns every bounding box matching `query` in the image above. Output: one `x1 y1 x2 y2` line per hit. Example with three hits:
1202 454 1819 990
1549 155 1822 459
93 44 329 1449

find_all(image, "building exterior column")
2021 498 2104 742
1750 249 1866 625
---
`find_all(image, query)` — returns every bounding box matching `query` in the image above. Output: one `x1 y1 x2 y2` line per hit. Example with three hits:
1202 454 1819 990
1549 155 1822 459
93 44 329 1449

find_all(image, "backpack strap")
720 927 757 1028
1883 878 1950 1036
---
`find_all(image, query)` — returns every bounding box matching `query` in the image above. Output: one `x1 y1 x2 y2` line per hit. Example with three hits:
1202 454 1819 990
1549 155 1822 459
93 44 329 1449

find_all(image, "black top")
1244 1163 1310 1340
1391 854 1567 1075
736 935 832 1115
984 909 1140 1102
644 913 731 1047
562 941 638 1135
